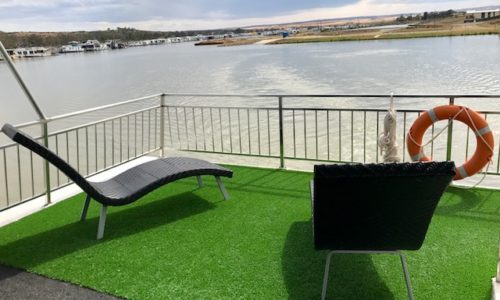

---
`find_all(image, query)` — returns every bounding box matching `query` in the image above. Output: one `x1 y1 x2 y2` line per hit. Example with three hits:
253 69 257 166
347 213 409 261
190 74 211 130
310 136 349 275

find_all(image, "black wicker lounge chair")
311 161 455 300
2 123 233 239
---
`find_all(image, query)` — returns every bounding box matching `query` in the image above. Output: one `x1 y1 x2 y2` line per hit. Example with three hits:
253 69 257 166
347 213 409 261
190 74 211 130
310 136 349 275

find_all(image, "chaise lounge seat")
87 157 232 206
2 123 233 239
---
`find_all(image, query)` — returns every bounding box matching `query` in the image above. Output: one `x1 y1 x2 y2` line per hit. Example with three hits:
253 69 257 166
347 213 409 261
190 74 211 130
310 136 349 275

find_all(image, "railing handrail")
46 93 163 122
163 93 500 98
162 104 500 115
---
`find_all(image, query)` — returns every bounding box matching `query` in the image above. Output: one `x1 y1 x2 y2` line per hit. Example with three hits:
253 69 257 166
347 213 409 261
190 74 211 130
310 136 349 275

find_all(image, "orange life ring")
407 105 494 180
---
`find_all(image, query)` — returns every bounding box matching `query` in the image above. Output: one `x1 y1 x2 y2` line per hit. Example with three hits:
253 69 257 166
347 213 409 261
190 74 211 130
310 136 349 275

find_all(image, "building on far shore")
464 8 500 22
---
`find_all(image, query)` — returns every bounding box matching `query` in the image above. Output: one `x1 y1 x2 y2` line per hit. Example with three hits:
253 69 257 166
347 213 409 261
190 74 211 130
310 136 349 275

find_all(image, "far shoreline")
213 16 500 47
268 27 499 45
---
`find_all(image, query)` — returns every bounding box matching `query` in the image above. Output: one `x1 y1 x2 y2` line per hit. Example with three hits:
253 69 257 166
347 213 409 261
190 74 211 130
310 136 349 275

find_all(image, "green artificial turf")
0 165 499 299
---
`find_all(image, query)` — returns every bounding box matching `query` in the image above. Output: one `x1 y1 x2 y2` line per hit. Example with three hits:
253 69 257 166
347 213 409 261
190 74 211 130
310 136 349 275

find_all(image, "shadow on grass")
0 191 215 270
436 186 481 215
174 169 310 200
229 169 311 200
282 221 394 299
435 186 500 223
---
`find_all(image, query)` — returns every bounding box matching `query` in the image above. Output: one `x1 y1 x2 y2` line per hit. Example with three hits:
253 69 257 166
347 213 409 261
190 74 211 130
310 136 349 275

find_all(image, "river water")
1 35 500 206
1 35 500 125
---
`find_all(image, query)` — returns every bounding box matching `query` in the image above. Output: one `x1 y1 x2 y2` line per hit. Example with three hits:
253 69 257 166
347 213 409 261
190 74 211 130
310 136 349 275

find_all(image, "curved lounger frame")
2 123 233 239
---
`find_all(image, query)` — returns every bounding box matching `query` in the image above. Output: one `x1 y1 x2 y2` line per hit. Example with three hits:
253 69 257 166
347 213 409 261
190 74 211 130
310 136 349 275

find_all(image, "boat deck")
0 164 498 299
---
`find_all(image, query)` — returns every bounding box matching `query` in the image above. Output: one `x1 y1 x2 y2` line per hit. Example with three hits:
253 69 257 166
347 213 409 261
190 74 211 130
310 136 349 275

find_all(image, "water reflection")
1 35 499 125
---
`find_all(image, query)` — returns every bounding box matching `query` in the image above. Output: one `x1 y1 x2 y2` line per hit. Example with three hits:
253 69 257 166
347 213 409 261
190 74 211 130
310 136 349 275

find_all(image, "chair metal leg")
321 250 414 300
80 194 91 222
322 251 335 300
197 176 203 188
215 176 229 200
398 251 415 300
97 205 107 240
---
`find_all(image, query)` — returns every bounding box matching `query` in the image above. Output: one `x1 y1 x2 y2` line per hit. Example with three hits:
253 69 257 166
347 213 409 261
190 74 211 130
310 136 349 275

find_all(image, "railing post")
446 97 454 161
160 94 166 157
278 96 285 168
42 121 51 204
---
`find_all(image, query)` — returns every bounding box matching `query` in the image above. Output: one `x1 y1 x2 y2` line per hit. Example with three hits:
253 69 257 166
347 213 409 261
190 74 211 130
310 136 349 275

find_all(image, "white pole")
0 41 46 120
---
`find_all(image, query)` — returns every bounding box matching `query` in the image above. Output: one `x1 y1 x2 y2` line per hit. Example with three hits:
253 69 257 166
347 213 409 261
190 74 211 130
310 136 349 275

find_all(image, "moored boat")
59 41 84 53
12 47 52 58
194 40 224 46
81 40 108 51
105 40 126 49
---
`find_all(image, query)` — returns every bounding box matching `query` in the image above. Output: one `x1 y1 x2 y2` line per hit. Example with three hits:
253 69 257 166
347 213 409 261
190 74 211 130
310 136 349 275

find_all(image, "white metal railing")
2 93 500 210
162 94 500 169
0 95 162 210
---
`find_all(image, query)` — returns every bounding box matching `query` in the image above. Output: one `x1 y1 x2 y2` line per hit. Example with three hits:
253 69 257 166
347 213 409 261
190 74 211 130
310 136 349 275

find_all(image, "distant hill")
458 5 500 11
243 5 500 30
244 14 398 30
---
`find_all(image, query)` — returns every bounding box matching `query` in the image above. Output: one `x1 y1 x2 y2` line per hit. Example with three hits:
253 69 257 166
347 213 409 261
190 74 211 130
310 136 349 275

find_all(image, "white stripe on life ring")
411 152 425 161
427 109 438 123
475 126 491 137
457 165 469 178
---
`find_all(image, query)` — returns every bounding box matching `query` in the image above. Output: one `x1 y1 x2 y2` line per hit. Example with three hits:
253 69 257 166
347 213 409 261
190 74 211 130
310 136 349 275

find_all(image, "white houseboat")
105 40 126 49
81 40 108 51
59 41 84 53
12 47 51 58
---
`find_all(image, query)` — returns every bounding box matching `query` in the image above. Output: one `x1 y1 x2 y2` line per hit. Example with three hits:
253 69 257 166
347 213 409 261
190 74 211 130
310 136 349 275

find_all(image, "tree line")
396 9 455 23
0 27 246 48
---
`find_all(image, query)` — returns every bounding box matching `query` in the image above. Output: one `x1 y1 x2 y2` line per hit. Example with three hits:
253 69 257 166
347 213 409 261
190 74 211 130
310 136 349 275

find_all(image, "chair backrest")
312 161 455 251
2 123 95 195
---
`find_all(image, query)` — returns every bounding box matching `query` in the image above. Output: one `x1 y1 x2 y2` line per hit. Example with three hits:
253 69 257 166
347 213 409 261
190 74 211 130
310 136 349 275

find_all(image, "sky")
0 0 498 32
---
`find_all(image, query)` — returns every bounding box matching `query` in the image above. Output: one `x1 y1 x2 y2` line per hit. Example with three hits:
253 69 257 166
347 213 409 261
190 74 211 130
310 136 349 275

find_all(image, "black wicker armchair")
311 161 455 299
2 123 233 239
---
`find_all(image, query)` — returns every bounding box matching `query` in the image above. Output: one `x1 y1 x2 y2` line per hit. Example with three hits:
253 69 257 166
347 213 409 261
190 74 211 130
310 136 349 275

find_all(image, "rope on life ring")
407 105 494 181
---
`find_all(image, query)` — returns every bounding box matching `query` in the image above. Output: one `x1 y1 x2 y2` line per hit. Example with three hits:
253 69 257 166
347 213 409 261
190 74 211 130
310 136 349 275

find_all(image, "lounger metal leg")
215 176 229 200
97 205 107 240
321 251 335 300
80 194 91 222
197 176 203 188
321 250 414 300
398 251 415 300
310 180 315 209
